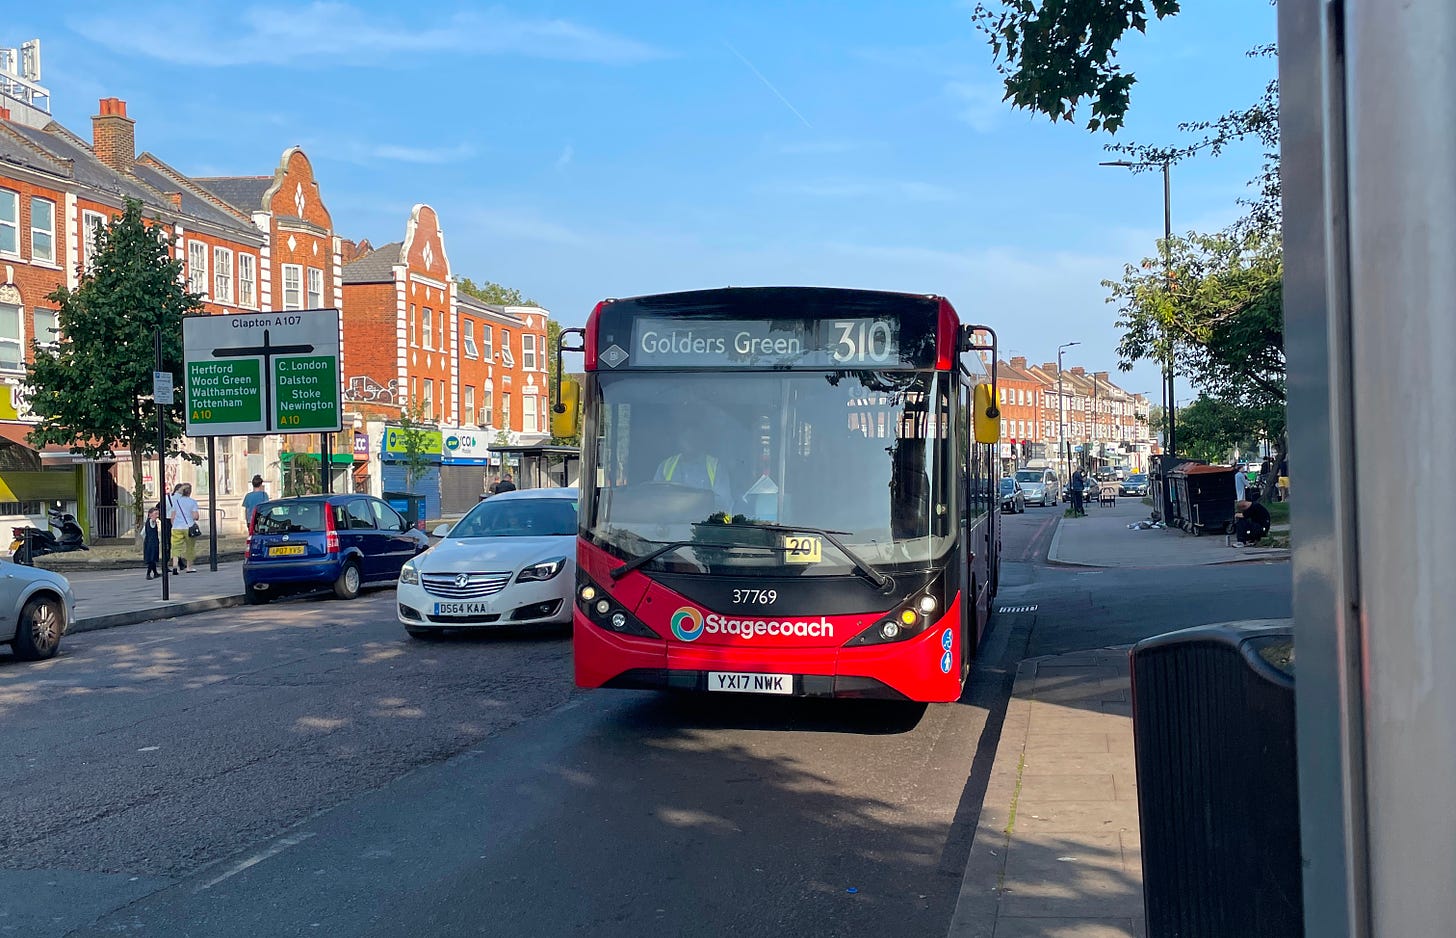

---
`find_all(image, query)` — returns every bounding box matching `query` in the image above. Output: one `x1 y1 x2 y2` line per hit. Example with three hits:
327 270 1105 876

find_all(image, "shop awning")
0 424 88 466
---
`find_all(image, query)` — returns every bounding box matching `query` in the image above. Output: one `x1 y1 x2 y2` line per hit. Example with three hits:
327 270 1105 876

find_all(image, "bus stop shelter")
486 444 580 491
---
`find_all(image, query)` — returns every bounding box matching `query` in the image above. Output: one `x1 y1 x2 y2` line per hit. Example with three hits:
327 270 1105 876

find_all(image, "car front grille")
422 572 512 599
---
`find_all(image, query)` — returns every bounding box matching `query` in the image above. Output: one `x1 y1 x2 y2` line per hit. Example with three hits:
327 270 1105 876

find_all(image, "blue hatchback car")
243 495 431 604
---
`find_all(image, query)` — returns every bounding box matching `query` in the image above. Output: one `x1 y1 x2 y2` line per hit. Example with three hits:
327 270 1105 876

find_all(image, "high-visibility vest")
662 453 718 485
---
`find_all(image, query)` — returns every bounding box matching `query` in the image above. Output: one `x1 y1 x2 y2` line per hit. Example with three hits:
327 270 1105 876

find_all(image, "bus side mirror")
552 377 581 439
973 383 1000 444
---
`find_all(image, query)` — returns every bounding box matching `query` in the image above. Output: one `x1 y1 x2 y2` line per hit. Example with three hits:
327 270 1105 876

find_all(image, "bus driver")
655 424 734 513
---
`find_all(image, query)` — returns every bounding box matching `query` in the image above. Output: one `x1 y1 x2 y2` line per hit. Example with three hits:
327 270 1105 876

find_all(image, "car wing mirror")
432 523 452 538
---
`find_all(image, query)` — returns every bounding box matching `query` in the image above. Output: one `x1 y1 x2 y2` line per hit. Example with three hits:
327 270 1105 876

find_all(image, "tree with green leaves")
456 278 539 308
394 402 436 493
972 0 1183 133
1174 395 1276 464
283 453 321 497
1106 229 1285 458
26 198 205 532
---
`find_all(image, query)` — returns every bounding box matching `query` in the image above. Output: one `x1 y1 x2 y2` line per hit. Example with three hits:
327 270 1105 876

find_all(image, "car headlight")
399 562 420 585
517 556 567 582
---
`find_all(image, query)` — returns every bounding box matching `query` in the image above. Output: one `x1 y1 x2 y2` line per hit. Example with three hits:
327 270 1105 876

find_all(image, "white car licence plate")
435 601 491 615
707 672 793 695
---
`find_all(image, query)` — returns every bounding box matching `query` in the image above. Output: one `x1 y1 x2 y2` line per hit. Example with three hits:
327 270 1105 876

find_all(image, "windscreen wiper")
609 540 700 580
692 520 894 593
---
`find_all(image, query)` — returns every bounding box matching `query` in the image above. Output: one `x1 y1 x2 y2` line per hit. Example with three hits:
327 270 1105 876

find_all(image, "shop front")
379 424 443 522
437 426 492 515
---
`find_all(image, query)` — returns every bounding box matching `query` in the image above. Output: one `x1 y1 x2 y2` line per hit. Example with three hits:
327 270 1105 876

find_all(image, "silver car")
1013 468 1060 507
0 561 75 661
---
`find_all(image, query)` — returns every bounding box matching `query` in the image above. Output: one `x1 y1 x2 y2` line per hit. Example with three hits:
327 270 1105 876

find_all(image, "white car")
397 488 577 638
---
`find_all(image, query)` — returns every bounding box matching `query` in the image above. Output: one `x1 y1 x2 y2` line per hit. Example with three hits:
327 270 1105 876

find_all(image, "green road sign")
187 360 263 427
274 355 339 431
182 310 343 436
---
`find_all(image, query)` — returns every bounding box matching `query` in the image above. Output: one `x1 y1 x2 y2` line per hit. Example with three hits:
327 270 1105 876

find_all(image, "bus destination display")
623 317 909 369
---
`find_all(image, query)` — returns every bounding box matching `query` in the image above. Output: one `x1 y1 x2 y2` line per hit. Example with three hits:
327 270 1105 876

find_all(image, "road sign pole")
155 328 169 602
321 433 332 493
206 436 217 571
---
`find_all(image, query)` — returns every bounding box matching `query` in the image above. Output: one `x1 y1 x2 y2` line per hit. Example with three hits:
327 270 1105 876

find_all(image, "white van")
1013 467 1060 507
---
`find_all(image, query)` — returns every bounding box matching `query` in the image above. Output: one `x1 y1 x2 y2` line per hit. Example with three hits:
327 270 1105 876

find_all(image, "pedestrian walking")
495 473 517 494
143 507 162 580
167 483 200 573
241 474 269 527
1070 469 1086 516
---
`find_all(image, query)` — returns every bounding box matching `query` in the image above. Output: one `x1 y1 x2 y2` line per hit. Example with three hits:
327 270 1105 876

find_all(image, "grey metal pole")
155 328 168 602
1163 159 1176 456
206 436 217 572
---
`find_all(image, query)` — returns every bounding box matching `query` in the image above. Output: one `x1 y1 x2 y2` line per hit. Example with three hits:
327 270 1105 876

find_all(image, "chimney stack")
166 192 182 210
1041 362 1056 372
92 97 135 173
1094 370 1110 382
1070 366 1086 376
1010 356 1028 369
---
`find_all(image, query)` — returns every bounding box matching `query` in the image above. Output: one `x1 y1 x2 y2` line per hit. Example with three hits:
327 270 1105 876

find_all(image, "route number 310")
830 319 895 364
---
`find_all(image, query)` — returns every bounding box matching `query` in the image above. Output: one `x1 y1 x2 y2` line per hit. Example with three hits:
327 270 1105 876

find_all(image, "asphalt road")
0 510 1290 937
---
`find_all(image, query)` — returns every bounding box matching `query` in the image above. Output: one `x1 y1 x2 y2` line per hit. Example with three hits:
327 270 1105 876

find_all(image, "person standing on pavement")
495 473 517 494
1070 469 1087 516
241 474 269 527
143 507 162 580
167 483 200 573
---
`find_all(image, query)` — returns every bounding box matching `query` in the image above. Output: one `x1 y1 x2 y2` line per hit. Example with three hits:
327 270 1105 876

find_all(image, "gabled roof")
457 290 525 324
7 120 160 206
193 176 273 214
133 154 262 241
341 241 404 284
0 120 72 179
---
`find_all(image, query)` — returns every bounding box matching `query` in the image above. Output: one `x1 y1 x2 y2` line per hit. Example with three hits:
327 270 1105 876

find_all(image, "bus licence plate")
435 601 491 615
783 535 822 564
708 672 793 695
267 545 306 557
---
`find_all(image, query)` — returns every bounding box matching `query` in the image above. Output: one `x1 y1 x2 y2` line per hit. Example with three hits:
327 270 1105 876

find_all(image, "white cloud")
945 81 1005 133
554 145 574 171
370 143 475 165
773 178 957 203
71 2 665 67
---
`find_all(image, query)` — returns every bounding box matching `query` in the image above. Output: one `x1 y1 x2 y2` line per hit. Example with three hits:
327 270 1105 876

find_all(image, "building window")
482 325 494 360
501 329 515 367
213 246 233 303
29 198 55 263
464 386 476 425
82 210 106 272
188 241 208 295
422 308 433 349
438 309 445 350
462 319 478 358
0 190 17 256
540 334 547 369
238 253 256 307
408 305 416 347
523 394 538 433
522 333 536 371
33 308 57 347
482 388 493 427
502 392 511 429
0 303 21 371
282 264 302 310
307 267 323 308
422 379 434 420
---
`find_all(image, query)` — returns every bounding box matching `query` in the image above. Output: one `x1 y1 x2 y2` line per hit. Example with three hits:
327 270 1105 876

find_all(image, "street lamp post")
1058 342 1080 489
1101 158 1175 456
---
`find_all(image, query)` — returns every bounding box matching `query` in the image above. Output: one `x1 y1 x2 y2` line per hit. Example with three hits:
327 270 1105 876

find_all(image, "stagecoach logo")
670 607 705 642
455 573 471 589
600 344 629 368
670 605 834 642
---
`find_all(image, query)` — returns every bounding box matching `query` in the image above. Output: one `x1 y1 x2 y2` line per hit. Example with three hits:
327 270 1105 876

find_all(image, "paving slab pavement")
1048 499 1288 568
62 561 246 633
949 648 1144 938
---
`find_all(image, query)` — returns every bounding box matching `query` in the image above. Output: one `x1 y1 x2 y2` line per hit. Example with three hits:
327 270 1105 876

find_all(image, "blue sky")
10 1 1275 396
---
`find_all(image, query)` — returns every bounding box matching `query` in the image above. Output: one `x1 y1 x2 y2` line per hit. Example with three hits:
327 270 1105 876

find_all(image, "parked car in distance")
243 495 431 604
398 488 578 638
1014 468 1059 507
999 477 1026 514
0 561 75 660
1120 473 1150 497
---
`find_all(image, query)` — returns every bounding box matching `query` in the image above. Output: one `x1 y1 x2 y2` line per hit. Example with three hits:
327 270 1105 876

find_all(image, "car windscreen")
1000 479 1017 493
450 498 578 538
1014 470 1042 483
1126 475 1147 483
253 502 325 534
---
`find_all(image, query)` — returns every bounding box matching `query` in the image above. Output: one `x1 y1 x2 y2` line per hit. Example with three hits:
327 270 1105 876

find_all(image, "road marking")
997 605 1038 614
195 832 315 892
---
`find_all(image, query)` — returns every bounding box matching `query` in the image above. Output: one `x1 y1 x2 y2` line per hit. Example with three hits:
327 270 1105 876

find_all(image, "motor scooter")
10 505 89 565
